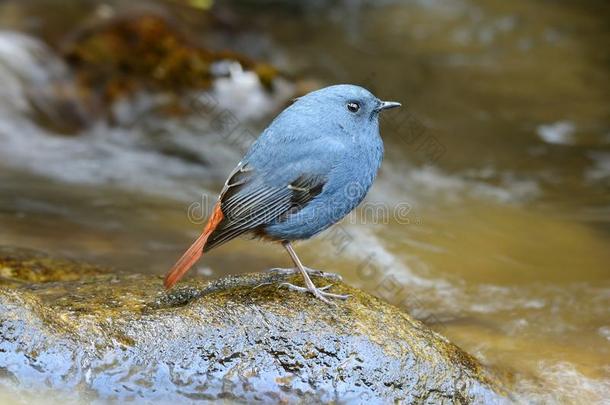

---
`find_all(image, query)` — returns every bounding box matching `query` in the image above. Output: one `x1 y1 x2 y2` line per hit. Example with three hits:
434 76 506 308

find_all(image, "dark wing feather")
203 163 325 252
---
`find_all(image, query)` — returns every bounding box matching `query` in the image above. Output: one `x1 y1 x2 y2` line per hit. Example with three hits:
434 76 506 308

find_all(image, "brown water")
0 0 609 403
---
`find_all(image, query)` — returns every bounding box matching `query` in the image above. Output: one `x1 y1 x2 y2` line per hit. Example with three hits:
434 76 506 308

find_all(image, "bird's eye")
346 102 360 113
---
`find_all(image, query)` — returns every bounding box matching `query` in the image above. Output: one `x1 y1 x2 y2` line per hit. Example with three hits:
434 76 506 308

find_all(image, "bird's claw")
278 282 351 305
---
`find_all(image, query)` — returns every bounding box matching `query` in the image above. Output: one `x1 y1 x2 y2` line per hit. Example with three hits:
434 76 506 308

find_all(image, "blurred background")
0 0 608 402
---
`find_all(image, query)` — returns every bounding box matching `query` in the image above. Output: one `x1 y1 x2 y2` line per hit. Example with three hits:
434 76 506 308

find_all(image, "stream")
0 0 609 403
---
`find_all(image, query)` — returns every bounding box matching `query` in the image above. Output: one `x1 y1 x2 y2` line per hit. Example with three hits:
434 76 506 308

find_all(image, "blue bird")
165 84 401 303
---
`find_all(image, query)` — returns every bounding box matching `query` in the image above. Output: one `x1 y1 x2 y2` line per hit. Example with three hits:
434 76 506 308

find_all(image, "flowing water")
0 0 609 403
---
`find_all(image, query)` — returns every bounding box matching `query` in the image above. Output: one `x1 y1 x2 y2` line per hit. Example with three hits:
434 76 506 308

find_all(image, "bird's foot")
269 267 342 281
278 282 351 305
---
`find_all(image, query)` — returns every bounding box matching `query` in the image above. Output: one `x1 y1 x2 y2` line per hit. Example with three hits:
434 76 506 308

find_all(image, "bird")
164 84 401 303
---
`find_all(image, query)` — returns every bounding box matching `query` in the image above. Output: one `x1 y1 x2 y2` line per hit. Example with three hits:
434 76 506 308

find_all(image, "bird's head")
292 84 401 133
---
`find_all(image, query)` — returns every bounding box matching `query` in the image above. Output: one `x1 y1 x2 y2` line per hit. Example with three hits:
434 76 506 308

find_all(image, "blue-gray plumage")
165 84 401 303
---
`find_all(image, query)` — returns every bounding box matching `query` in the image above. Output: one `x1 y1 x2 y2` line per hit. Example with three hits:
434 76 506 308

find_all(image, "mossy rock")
0 246 507 403
63 13 279 104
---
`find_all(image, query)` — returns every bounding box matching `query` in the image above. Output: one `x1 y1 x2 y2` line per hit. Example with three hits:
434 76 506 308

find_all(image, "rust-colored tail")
164 201 224 289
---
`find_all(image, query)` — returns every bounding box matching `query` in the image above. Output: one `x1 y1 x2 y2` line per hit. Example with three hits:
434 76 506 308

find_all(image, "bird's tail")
164 201 224 289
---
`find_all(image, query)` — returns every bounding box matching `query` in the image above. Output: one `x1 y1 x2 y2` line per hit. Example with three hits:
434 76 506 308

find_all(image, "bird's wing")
203 161 326 251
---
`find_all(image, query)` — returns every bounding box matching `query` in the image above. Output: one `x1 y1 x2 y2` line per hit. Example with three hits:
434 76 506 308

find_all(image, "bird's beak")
377 101 402 111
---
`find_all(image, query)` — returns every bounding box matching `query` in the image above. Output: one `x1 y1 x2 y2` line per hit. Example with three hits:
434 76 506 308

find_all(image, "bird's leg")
268 267 342 281
277 241 350 304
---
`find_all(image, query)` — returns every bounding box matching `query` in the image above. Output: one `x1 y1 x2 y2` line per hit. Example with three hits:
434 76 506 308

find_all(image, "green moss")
0 246 108 286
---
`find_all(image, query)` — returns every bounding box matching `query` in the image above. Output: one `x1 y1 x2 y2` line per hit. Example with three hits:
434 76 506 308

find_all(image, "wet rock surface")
0 247 505 403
